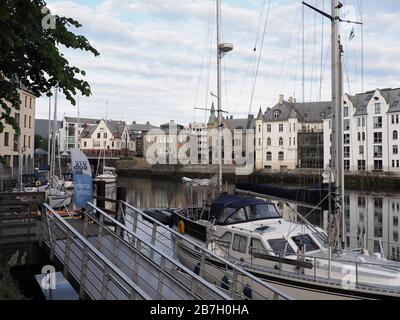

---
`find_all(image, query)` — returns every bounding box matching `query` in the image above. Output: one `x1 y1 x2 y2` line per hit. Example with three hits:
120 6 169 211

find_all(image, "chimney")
230 115 233 119
279 94 284 105
288 96 293 103
146 121 150 125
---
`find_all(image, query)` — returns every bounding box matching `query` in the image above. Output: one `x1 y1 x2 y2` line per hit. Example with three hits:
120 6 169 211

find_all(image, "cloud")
36 0 400 126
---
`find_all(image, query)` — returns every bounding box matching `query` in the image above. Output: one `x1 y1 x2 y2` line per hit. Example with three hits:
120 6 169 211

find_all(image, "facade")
129 121 158 157
0 87 36 177
79 119 135 158
207 103 256 165
255 94 331 171
58 116 100 152
323 88 400 173
183 122 208 163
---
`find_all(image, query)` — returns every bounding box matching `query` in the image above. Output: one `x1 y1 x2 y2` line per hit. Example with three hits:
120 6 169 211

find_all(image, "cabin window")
249 203 280 220
267 238 295 256
225 208 247 224
218 207 237 223
291 234 319 252
232 234 247 253
250 238 266 255
219 232 232 248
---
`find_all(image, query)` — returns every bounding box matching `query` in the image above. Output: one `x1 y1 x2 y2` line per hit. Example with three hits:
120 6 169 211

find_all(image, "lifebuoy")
177 220 185 234
35 180 41 187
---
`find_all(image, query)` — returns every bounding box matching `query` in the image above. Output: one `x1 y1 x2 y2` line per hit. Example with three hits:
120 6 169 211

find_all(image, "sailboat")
145 0 400 299
46 88 72 209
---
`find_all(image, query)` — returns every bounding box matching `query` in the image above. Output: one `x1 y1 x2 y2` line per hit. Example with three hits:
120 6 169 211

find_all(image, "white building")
184 122 208 163
79 119 135 158
323 88 400 173
255 94 331 171
58 116 100 152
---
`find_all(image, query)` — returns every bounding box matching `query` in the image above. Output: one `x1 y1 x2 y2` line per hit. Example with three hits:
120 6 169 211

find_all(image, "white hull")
93 176 117 184
47 189 72 209
175 238 399 300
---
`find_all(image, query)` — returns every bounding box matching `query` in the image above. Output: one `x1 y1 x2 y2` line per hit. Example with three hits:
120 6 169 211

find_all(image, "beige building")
0 87 36 178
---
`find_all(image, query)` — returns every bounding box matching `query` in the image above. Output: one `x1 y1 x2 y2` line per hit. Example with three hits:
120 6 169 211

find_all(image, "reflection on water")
114 176 400 260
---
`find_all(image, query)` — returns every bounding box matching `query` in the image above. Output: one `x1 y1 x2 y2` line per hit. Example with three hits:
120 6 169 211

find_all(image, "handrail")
86 202 232 300
121 201 293 300
42 203 151 300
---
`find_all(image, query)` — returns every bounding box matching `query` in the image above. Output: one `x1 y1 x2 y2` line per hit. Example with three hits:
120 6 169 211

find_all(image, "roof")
263 100 331 123
347 88 400 115
79 124 97 138
35 119 62 137
64 116 100 125
129 121 158 132
224 115 255 130
106 120 130 139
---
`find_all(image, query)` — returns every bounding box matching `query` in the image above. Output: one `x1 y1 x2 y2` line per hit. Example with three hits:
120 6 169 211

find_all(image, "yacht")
94 166 117 184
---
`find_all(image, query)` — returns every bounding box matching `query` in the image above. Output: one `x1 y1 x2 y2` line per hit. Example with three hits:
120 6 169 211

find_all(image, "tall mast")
216 0 223 193
47 94 52 165
330 0 344 251
51 88 58 187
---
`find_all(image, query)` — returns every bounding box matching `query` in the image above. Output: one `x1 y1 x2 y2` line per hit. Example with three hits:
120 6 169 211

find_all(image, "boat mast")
330 0 344 251
51 88 58 188
216 0 223 193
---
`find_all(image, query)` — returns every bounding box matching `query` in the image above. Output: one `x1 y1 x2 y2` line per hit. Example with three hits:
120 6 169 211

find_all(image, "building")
207 103 256 165
144 120 187 164
183 122 208 163
323 88 400 173
79 119 135 158
129 121 158 157
255 94 331 171
0 87 37 177
58 116 100 152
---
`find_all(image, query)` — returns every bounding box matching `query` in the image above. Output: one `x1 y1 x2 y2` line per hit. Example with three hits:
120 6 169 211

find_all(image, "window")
104 133 107 138
344 106 349 117
279 137 283 146
374 132 382 143
267 239 295 256
225 208 247 224
357 160 366 171
394 131 398 140
84 141 87 147
258 138 261 146
289 137 291 145
267 137 271 146
274 110 280 119
24 115 27 128
29 116 31 128
250 238 266 255
362 117 366 127
359 145 364 155
4 132 9 146
344 134 350 144
28 136 31 148
374 160 383 171
13 134 18 151
279 124 283 132
291 234 319 252
374 145 382 158
29 97 32 108
232 234 247 253
397 114 399 124
375 103 381 114
218 232 232 247
344 159 350 171
344 146 350 158
248 203 280 220
357 118 361 127
266 152 272 161
362 132 366 141
267 124 271 132
373 116 382 128
97 133 101 139
358 196 366 208
278 151 284 161
293 137 295 145
357 132 361 141
258 124 261 133
344 119 350 130
393 115 395 124
394 145 398 155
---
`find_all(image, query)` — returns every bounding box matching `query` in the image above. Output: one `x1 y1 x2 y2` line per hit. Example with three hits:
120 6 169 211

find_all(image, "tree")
0 0 99 134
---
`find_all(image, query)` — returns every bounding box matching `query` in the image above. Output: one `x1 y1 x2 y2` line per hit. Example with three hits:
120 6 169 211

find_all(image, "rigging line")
358 0 364 94
319 0 325 102
343 43 352 95
317 37 331 104
205 2 215 123
233 55 252 116
193 0 214 123
309 0 318 102
248 0 272 115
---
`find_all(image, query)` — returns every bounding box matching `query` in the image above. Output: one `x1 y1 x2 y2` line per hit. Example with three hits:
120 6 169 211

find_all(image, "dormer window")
274 110 280 119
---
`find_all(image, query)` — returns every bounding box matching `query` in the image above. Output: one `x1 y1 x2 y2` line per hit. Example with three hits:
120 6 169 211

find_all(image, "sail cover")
71 148 93 209
235 182 333 211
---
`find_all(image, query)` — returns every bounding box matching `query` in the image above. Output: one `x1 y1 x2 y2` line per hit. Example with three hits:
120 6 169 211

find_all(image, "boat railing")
345 234 400 260
120 201 293 300
246 246 400 294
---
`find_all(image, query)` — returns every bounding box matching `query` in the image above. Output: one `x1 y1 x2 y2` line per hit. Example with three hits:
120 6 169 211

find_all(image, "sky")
37 0 400 126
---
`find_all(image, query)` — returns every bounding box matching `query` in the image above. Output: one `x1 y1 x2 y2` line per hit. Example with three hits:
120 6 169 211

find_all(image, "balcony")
81 149 135 159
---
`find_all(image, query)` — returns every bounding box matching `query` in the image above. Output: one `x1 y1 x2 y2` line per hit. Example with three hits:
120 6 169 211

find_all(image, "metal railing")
41 204 151 300
119 201 292 300
85 202 232 300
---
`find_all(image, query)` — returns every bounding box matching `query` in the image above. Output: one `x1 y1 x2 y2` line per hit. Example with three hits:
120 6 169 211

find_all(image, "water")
111 176 400 261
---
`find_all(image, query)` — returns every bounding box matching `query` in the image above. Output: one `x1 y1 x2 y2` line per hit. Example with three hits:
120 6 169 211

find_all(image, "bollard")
96 180 106 219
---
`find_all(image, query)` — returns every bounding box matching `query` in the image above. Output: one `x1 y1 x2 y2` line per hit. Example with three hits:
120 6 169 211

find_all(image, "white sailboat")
147 0 400 299
47 88 72 209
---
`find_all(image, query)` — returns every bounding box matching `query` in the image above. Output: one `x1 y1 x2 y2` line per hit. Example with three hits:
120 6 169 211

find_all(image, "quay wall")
116 159 400 191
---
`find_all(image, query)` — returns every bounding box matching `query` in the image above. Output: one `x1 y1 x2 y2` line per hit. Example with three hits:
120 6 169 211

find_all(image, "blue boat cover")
235 182 334 211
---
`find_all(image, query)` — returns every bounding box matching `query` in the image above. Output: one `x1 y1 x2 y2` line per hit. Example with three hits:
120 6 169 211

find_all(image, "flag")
70 148 93 209
349 27 355 41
